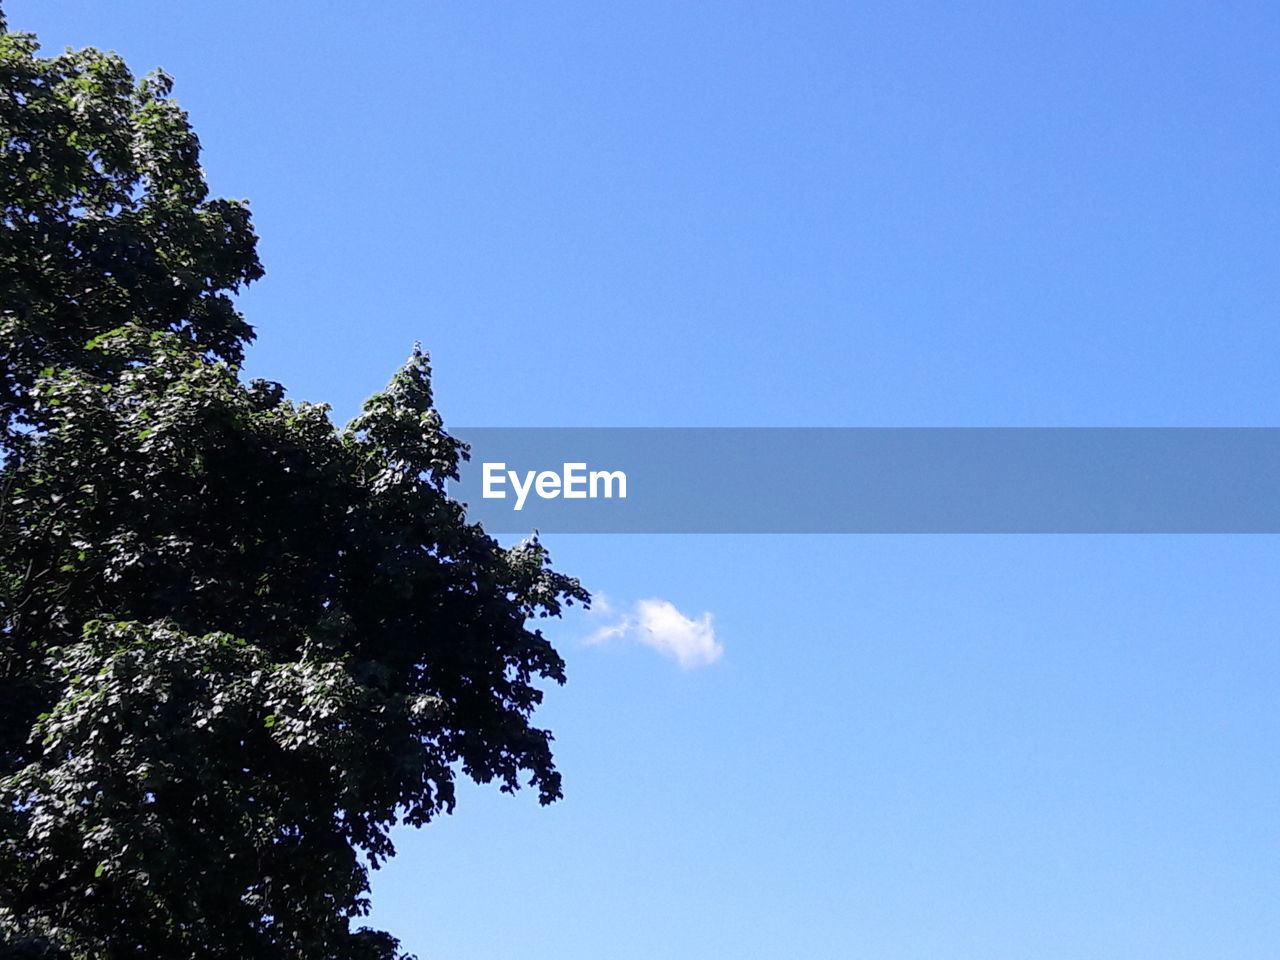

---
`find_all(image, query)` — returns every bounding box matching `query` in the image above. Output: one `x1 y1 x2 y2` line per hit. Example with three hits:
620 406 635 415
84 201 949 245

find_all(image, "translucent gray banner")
448 428 1280 533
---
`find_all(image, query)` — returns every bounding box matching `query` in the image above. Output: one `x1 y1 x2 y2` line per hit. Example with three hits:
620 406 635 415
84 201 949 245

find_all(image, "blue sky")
11 2 1280 956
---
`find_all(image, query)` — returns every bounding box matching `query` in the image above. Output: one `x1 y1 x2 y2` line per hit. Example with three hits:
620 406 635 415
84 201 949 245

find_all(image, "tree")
0 10 587 958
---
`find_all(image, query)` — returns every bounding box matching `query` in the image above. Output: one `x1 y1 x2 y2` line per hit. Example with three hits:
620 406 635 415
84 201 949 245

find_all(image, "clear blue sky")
11 2 1280 956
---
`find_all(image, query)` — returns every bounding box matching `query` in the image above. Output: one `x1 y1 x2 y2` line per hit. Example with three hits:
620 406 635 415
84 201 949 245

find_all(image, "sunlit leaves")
0 17 585 960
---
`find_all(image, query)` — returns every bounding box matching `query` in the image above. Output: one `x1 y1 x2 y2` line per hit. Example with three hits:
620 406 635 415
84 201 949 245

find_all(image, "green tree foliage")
0 12 586 958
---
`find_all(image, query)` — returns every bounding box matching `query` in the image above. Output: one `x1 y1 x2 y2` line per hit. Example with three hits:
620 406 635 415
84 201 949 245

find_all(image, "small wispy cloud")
587 596 723 669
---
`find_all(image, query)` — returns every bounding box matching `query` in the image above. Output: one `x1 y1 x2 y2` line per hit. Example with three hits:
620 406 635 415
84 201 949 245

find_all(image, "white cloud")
587 597 723 669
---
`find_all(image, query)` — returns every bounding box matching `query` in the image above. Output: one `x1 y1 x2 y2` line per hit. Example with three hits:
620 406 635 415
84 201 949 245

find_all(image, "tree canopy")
0 11 586 958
